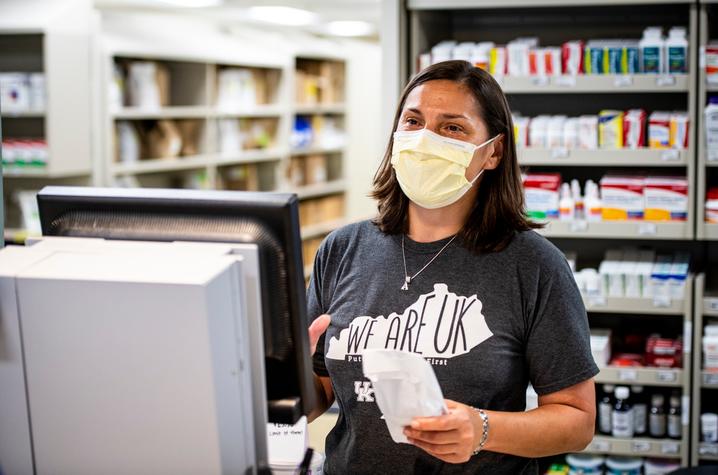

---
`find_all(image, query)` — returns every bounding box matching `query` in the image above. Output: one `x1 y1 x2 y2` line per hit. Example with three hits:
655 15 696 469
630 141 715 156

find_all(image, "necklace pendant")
401 276 410 291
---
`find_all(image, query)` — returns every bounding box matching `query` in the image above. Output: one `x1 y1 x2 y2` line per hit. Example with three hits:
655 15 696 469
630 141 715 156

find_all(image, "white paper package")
361 349 448 444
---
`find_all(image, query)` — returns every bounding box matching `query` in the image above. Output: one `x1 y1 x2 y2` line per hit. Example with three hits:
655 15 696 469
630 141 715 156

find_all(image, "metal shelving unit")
692 274 718 465
384 2 699 465
697 1 718 240
537 220 692 240
595 367 685 387
496 74 690 94
1 3 96 239
518 149 688 167
584 435 683 459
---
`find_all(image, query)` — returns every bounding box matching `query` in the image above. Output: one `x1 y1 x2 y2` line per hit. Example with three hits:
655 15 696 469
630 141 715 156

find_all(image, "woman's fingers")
406 438 459 456
404 428 460 444
308 314 331 356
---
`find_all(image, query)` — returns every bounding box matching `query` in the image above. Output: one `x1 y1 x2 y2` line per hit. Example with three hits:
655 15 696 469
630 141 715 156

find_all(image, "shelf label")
660 150 681 162
619 369 638 382
632 441 651 453
656 75 677 87
638 222 657 236
700 444 718 456
708 149 718 162
653 295 672 308
531 76 550 86
570 220 588 232
590 440 611 452
704 372 718 386
588 295 606 307
657 370 677 383
551 147 570 159
660 442 680 455
701 47 707 69
708 298 718 312
682 395 690 426
614 75 634 87
555 75 577 87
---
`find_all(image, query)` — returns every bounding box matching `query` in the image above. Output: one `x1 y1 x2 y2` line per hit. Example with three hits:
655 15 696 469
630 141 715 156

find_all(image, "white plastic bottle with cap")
571 179 584 220
585 180 603 222
666 27 688 74
706 97 718 159
559 182 575 222
640 27 665 74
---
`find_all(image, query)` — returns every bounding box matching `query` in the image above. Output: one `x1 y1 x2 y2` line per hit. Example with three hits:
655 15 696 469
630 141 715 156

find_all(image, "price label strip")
632 441 651 453
619 369 638 382
639 222 658 236
700 443 718 456
590 440 611 452
660 442 680 455
704 372 718 387
614 75 633 87
656 75 677 87
657 370 678 383
555 76 577 87
660 150 681 162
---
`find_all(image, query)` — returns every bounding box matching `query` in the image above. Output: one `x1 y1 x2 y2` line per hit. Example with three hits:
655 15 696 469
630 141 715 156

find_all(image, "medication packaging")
640 27 665 74
705 97 718 156
666 27 688 74
529 115 550 148
563 118 580 149
523 173 561 220
562 41 584 76
600 175 645 220
578 115 599 149
513 116 530 148
706 44 718 83
623 109 647 149
706 187 718 223
599 110 624 149
669 112 689 149
649 112 671 149
643 176 688 221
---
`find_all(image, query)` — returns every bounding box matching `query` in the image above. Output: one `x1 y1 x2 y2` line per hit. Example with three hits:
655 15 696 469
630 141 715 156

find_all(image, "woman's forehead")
403 80 480 118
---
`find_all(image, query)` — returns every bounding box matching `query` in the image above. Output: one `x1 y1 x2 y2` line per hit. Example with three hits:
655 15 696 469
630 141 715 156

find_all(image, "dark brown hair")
371 60 539 253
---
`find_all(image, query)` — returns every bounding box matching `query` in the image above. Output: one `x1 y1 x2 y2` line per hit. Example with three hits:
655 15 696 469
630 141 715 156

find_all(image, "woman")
306 60 598 474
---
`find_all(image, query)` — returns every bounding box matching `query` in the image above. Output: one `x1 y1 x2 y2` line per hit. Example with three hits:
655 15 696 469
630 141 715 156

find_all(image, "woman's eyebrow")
438 112 469 120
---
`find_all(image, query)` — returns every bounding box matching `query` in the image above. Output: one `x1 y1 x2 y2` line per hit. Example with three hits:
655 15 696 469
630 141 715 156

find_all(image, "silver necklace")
401 234 458 291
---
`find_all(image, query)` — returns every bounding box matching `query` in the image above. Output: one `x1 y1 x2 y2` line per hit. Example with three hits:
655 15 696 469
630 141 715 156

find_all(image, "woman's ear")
483 134 504 170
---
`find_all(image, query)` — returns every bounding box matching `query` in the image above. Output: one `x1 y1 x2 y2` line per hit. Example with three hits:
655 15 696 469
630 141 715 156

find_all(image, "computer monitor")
37 186 316 424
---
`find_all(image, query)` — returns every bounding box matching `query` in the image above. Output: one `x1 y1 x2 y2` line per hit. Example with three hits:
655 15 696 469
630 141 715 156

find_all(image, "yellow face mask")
391 129 498 210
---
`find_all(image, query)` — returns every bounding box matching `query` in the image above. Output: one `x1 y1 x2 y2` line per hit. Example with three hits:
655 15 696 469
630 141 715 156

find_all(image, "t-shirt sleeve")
307 239 330 377
526 250 599 396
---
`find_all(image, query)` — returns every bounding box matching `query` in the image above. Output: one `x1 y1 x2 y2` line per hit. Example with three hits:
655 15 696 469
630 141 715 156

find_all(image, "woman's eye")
406 118 419 125
446 124 463 133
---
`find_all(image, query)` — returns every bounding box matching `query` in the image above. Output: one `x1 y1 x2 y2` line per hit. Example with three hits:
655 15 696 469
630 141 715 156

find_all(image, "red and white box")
644 176 688 221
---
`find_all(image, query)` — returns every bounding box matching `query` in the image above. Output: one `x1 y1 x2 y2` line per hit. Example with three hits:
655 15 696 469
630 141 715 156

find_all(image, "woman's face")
396 79 501 179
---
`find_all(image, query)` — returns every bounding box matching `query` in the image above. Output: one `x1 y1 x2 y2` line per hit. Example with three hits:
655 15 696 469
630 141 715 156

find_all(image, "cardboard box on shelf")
143 120 182 159
175 120 202 157
288 157 306 187
299 199 320 226
320 195 345 221
305 155 328 185
221 164 259 191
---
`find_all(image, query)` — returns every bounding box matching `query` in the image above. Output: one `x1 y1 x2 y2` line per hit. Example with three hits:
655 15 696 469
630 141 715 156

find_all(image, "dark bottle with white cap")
612 386 634 438
668 392 682 439
598 384 614 434
631 385 648 436
649 394 667 438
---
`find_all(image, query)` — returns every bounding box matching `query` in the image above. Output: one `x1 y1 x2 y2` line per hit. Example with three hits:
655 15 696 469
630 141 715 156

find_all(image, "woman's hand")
308 314 331 356
403 399 480 464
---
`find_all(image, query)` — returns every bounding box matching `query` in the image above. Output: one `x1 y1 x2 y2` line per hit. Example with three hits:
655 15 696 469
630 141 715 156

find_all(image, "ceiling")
94 0 381 38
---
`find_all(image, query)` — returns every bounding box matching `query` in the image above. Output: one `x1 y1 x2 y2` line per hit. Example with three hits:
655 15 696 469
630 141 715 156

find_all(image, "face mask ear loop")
466 134 498 185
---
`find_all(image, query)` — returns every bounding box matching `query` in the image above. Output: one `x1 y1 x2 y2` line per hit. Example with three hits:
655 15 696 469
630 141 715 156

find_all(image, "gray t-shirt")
309 220 598 475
